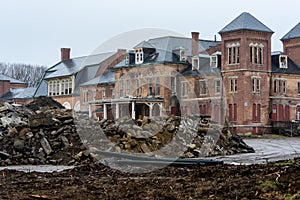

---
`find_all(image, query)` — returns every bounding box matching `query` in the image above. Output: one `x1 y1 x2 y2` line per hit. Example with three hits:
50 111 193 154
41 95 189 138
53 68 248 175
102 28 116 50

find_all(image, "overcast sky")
1 0 300 67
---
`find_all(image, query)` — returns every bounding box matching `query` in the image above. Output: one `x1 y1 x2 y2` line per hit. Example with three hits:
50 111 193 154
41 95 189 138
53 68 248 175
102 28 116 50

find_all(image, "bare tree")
0 62 47 87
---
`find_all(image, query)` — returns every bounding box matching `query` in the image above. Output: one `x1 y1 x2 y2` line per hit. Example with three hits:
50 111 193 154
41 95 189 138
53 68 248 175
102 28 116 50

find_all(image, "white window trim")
249 43 264 65
279 55 288 69
274 78 287 95
83 90 88 103
210 55 218 68
192 57 200 70
229 77 238 93
181 81 189 97
227 43 240 65
199 79 207 96
180 49 187 62
214 78 221 94
135 48 144 64
251 76 261 94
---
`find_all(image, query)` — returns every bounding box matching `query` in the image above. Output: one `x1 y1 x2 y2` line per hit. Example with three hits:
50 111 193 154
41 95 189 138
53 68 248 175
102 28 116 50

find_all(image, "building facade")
42 12 300 135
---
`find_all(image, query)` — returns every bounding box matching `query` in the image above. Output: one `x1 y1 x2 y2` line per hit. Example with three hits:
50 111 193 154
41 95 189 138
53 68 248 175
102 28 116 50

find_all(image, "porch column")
116 103 119 119
131 101 136 120
159 103 163 116
149 103 154 118
88 104 92 118
103 104 107 119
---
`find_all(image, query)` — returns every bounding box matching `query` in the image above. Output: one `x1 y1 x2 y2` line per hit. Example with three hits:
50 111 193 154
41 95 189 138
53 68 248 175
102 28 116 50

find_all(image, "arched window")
226 43 240 65
249 43 264 65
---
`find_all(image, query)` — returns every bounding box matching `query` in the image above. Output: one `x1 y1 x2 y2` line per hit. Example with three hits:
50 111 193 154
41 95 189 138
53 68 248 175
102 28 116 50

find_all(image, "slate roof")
219 12 273 34
134 41 155 49
281 22 300 40
1 87 36 100
114 36 220 69
271 54 300 75
181 56 221 77
80 70 115 87
0 74 26 84
45 52 115 79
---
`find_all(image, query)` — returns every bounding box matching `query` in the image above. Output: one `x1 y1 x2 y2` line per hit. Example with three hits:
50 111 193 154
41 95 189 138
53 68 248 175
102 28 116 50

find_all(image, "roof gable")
219 12 273 34
281 22 300 40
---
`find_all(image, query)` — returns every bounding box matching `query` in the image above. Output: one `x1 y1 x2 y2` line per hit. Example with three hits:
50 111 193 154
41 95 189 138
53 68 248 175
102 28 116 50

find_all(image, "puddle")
0 165 74 173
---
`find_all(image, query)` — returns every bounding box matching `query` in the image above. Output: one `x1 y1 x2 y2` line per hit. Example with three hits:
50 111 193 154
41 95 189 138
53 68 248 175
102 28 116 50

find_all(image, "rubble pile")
96 115 254 158
0 97 254 166
0 97 94 166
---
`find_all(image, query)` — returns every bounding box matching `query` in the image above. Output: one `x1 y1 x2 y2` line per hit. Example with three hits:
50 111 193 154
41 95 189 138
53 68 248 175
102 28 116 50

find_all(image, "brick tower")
219 12 273 134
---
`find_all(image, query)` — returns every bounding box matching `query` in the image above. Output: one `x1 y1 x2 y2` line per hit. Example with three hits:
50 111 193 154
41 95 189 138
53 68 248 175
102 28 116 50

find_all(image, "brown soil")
1 159 300 200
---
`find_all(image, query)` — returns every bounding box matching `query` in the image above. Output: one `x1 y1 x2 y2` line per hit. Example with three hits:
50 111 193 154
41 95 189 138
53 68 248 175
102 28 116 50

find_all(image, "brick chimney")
61 48 71 61
191 32 199 56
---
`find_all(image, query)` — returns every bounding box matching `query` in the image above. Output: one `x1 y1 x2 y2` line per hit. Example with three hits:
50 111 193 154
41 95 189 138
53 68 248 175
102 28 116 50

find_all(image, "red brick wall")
282 38 300 66
0 80 10 96
220 30 272 134
10 83 28 89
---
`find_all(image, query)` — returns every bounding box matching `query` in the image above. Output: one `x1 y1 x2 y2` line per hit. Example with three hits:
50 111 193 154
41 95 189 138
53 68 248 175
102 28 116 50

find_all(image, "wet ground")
1 138 300 199
214 137 300 165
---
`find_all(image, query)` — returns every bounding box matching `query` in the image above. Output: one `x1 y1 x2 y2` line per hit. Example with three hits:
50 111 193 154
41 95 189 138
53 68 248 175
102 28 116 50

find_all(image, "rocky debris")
94 115 254 158
0 98 94 166
0 97 254 166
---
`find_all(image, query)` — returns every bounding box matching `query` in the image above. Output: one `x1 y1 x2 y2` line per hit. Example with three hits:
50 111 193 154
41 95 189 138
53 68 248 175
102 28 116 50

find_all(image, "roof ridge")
281 22 300 40
219 12 273 34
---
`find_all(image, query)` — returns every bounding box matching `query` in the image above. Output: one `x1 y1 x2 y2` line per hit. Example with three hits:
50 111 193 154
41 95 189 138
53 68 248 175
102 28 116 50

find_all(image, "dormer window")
135 48 143 64
210 55 218 68
279 55 288 68
192 57 199 70
180 49 187 62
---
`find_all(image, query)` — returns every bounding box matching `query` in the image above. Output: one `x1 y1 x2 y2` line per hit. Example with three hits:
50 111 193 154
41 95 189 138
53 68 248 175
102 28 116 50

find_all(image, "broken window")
119 80 123 97
215 79 221 94
279 55 288 68
210 55 218 68
155 77 160 95
192 57 199 70
126 80 130 96
171 77 176 94
135 48 144 64
181 81 189 97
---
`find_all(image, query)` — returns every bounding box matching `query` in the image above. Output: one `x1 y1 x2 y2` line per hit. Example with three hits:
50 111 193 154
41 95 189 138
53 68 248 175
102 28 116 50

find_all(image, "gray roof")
134 41 155 49
0 74 26 84
33 80 48 97
1 87 36 100
219 12 273 34
281 22 300 40
80 70 115 87
45 52 115 79
271 54 300 75
115 36 220 68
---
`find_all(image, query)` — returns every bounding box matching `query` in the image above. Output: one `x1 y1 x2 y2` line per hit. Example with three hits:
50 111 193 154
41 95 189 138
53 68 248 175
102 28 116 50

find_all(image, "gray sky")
1 0 300 67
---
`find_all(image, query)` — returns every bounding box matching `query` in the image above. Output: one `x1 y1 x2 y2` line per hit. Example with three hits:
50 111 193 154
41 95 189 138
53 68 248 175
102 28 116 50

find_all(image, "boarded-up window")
272 104 277 121
278 104 284 121
285 105 290 121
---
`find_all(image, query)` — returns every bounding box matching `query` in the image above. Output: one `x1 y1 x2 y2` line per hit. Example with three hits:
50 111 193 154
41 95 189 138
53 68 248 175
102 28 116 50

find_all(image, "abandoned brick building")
39 12 300 134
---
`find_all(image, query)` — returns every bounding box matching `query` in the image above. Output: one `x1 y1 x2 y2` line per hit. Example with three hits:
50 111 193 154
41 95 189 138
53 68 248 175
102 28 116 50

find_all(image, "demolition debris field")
0 97 299 199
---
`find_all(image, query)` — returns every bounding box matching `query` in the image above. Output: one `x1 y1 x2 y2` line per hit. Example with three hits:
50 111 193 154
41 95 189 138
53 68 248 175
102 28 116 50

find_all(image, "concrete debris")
0 97 254 166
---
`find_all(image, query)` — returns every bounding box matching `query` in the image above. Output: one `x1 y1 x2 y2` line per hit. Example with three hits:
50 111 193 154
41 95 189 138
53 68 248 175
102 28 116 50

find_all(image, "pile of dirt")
0 97 253 166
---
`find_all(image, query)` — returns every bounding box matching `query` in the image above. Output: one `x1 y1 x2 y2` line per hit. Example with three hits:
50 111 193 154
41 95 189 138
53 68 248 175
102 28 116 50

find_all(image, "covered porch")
89 97 164 120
